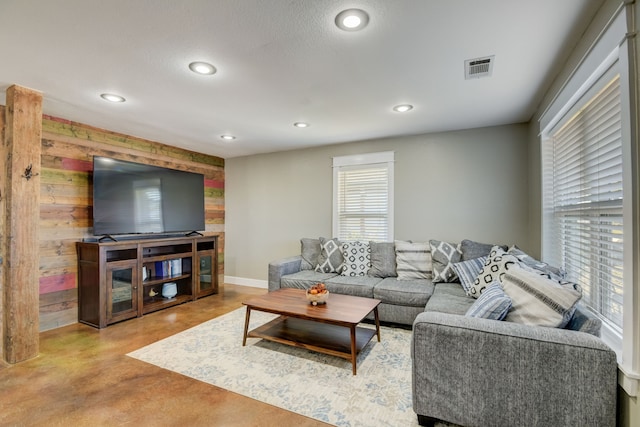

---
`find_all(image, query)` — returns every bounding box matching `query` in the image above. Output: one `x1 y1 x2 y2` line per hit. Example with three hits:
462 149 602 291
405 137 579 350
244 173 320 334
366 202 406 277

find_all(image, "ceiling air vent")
465 55 495 79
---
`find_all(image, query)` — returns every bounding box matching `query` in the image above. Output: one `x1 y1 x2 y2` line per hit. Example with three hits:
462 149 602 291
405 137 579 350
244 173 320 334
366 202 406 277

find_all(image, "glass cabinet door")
199 253 213 291
196 251 217 297
106 260 138 323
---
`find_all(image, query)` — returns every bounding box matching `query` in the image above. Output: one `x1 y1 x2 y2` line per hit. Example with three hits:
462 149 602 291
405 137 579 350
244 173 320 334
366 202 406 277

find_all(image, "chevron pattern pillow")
429 240 462 283
315 237 344 273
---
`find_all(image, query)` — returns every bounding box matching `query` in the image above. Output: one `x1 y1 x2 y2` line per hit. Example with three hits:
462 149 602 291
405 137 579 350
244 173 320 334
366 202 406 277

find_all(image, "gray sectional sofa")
268 238 618 426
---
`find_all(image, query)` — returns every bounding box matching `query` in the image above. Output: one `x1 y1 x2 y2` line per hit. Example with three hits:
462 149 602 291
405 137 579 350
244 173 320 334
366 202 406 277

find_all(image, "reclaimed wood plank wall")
39 115 225 331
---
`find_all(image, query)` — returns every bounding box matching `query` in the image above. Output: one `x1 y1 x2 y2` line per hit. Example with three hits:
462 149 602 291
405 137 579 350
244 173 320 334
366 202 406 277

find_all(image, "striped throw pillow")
394 241 432 280
502 265 582 328
451 256 488 294
465 282 512 320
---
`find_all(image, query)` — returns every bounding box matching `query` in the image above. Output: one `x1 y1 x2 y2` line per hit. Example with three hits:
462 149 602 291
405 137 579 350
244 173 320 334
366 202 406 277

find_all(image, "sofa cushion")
324 275 380 298
340 241 371 277
300 238 321 270
368 241 397 278
281 270 338 290
465 282 512 320
373 277 433 307
502 265 582 328
460 239 507 261
451 256 487 294
315 237 344 273
467 247 519 298
429 239 462 283
424 282 474 315
395 241 432 280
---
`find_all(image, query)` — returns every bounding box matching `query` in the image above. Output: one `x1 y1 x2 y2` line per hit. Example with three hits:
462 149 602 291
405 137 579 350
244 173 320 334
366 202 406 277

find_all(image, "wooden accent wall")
39 116 225 331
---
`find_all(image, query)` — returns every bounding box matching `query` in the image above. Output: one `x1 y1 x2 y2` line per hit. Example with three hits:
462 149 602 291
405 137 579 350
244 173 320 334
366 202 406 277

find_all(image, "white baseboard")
224 276 268 289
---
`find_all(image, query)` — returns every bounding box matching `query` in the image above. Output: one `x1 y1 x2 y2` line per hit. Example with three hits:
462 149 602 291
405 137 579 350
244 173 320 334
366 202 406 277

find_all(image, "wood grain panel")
4 85 42 363
36 115 225 333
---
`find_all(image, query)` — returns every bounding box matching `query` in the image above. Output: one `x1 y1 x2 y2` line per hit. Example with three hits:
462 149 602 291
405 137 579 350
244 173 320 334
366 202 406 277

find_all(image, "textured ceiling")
0 0 603 158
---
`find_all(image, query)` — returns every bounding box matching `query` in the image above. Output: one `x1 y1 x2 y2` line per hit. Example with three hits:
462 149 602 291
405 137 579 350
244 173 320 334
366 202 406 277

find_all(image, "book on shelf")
151 259 182 278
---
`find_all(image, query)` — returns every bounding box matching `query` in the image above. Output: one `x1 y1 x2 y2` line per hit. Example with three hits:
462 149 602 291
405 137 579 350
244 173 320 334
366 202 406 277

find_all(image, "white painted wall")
225 123 530 283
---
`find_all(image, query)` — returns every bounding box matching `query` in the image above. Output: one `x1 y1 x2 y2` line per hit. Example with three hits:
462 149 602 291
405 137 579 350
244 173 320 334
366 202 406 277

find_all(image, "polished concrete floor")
0 284 330 427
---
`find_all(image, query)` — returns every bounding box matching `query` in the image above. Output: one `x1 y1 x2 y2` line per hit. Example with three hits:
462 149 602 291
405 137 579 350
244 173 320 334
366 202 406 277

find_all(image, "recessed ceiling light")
293 122 309 128
335 9 369 31
220 134 236 141
189 61 217 75
100 93 126 103
393 104 413 113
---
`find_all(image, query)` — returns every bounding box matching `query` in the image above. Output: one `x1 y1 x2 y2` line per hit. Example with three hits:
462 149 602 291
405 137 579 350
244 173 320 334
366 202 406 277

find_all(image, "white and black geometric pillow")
340 241 371 277
315 237 344 273
467 246 519 298
429 240 462 283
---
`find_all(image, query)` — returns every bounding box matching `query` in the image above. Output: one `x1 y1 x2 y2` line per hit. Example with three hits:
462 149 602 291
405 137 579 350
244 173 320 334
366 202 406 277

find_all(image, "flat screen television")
92 156 205 237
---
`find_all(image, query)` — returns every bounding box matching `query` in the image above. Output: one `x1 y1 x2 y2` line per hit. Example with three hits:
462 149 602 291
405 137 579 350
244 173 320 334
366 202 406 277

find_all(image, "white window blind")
333 152 394 241
548 74 623 330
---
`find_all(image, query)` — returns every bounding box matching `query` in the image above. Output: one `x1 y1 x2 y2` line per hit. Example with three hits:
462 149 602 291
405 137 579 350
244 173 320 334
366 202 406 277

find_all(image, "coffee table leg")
373 307 381 342
242 307 251 346
350 325 357 375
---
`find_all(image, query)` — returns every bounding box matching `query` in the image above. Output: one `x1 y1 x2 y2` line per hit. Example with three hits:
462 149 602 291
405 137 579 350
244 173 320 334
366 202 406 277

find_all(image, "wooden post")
2 85 42 364
0 104 5 364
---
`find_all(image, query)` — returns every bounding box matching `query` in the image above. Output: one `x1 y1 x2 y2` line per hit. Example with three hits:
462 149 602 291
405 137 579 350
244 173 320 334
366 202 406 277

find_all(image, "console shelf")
77 235 218 328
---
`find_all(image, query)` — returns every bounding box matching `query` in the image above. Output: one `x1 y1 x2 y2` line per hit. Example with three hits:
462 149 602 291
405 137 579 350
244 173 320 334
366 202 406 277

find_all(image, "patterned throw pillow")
467 246 519 298
465 282 512 320
502 265 582 328
507 246 564 280
340 241 371 277
451 256 488 294
315 237 344 273
395 241 432 280
429 240 462 283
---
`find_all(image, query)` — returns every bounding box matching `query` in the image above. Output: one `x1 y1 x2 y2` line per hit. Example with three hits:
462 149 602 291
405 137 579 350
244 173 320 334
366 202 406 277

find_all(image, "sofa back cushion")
368 241 397 278
300 238 321 270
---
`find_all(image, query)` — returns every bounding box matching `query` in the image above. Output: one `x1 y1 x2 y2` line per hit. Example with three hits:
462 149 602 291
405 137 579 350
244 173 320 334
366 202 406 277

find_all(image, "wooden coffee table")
242 288 381 375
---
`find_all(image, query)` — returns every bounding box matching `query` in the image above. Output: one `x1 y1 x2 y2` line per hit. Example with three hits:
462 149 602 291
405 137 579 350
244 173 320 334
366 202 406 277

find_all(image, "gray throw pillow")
315 237 344 273
368 241 397 278
429 240 462 283
300 238 321 270
461 239 507 261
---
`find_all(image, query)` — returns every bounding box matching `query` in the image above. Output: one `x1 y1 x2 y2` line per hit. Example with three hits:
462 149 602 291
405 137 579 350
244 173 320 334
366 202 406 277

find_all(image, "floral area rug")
127 307 419 427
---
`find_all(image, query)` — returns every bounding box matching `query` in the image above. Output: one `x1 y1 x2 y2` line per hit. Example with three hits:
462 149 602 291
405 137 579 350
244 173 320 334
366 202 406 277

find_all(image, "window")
333 152 394 241
539 4 638 396
545 73 623 330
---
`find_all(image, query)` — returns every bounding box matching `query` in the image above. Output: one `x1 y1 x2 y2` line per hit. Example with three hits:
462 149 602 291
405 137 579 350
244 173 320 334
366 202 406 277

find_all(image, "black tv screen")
92 156 205 236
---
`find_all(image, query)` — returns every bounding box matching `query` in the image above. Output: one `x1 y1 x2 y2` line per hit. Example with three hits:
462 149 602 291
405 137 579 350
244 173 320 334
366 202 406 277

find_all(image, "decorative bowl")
306 289 329 305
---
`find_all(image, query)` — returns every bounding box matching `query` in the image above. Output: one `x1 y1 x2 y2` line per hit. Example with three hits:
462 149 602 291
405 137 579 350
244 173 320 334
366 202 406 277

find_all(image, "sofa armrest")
412 311 617 427
268 256 302 291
